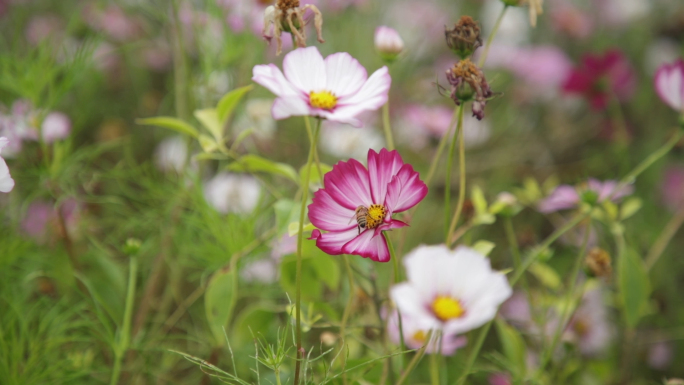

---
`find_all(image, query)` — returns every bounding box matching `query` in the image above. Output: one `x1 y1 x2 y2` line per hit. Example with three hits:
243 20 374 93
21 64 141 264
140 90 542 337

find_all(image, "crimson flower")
562 49 635 109
308 148 427 262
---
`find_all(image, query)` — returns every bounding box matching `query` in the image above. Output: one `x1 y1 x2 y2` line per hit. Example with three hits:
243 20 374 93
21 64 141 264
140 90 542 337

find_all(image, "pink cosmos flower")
390 244 512 335
660 166 684 210
386 310 467 355
562 49 636 110
538 178 634 213
252 47 391 127
0 137 14 193
654 59 684 113
308 148 427 262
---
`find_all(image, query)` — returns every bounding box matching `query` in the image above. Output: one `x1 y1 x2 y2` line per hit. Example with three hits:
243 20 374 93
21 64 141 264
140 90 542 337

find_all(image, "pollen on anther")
309 91 338 110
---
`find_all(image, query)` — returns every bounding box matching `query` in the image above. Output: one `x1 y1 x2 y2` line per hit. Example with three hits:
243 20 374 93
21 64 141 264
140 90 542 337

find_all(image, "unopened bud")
123 238 142 256
585 247 611 278
320 331 337 346
444 16 482 59
374 26 404 63
491 192 523 217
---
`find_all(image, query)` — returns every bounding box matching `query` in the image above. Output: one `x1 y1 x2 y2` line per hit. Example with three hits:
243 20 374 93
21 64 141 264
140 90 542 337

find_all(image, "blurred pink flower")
385 0 450 58
654 59 684 113
0 137 14 193
252 47 390 127
390 245 512 334
562 50 636 110
0 100 40 156
387 310 467 355
488 373 512 385
374 26 404 61
21 199 80 241
271 233 297 261
648 341 674 370
41 112 71 143
538 179 633 213
84 4 141 42
25 15 64 45
308 148 427 262
660 166 684 210
549 0 593 39
563 287 613 356
500 291 532 327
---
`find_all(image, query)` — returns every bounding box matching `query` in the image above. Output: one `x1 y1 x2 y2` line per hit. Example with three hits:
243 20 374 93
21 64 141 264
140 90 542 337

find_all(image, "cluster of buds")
262 0 324 56
445 58 494 120
443 16 496 120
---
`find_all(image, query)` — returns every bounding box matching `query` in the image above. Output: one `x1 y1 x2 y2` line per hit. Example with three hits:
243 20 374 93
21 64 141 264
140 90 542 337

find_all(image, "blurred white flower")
645 38 681 75
241 259 278 283
561 286 613 356
481 0 530 46
203 172 261 214
320 121 384 160
391 245 512 336
41 112 71 143
593 0 650 27
154 136 187 173
387 309 467 355
0 137 15 193
233 99 277 141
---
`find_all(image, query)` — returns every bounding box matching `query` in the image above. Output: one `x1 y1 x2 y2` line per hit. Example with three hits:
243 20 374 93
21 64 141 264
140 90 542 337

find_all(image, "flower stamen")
309 91 338 110
365 204 386 229
432 296 465 321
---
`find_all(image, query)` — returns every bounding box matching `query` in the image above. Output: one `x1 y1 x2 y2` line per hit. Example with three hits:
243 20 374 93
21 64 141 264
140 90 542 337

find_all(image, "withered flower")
262 0 325 56
444 16 482 59
585 247 612 278
445 58 494 120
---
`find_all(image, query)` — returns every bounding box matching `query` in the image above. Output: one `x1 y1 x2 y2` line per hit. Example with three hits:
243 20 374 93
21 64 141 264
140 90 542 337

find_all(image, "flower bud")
491 192 523 217
444 16 482 59
41 112 72 143
585 247 611 278
123 238 142 256
374 26 404 63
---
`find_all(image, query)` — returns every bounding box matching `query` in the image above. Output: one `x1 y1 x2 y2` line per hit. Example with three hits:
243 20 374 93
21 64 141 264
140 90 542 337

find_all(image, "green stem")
444 105 464 240
537 218 592 375
503 216 535 321
645 203 684 271
305 117 324 181
478 5 509 68
294 122 320 385
446 106 466 246
110 256 138 385
396 330 433 385
388 236 401 283
339 255 355 385
429 342 440 385
382 101 395 151
424 107 460 187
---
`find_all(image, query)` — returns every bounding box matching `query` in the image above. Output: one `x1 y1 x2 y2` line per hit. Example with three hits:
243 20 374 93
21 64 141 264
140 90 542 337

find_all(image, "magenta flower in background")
390 245 512 334
386 310 467 355
0 137 15 193
654 59 684 113
308 148 427 262
538 178 634 213
41 112 71 143
562 49 636 110
488 373 512 385
660 166 684 210
252 47 390 127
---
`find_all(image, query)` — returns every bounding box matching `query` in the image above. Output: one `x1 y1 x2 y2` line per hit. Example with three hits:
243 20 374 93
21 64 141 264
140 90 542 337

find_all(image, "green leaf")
618 248 650 328
227 154 298 183
529 262 561 289
495 318 527 377
288 221 315 236
620 198 642 220
471 185 488 215
194 108 223 141
274 199 298 234
232 304 274 345
279 239 340 301
198 134 219 153
205 268 235 346
472 240 495 256
136 117 198 138
217 85 253 125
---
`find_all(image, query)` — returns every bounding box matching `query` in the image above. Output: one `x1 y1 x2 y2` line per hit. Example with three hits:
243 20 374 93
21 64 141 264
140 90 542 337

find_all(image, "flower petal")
309 228 358 255
538 185 580 213
330 66 391 124
325 52 367 98
272 96 311 120
252 63 300 97
324 158 373 210
655 60 684 111
283 46 327 93
342 230 390 262
0 156 14 193
308 189 356 232
384 164 428 214
367 148 404 204
374 219 408 237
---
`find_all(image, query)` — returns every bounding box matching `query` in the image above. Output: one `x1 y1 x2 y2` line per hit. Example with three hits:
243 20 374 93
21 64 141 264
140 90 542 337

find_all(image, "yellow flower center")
412 330 427 343
432 296 465 321
309 91 337 110
365 204 386 229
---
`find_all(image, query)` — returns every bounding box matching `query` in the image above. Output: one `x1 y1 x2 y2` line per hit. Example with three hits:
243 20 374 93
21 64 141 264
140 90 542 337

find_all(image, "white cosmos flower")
203 172 261 214
251 46 391 127
390 244 512 335
0 137 15 193
154 136 187 173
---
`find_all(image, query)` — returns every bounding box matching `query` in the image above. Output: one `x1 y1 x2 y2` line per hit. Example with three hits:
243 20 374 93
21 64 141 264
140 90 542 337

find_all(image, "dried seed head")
445 16 482 59
263 1 325 55
585 247 612 278
445 58 495 120
277 0 299 10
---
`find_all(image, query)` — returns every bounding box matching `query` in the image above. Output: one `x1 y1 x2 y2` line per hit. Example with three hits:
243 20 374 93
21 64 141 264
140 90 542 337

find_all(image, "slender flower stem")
395 330 433 385
446 106 466 246
339 255 355 385
382 101 395 151
429 343 440 385
503 216 535 320
456 211 589 385
388 236 401 283
294 123 320 385
305 117 324 180
424 107 460 187
110 256 138 385
478 5 508 68
645 203 684 270
444 105 464 240
536 218 592 375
